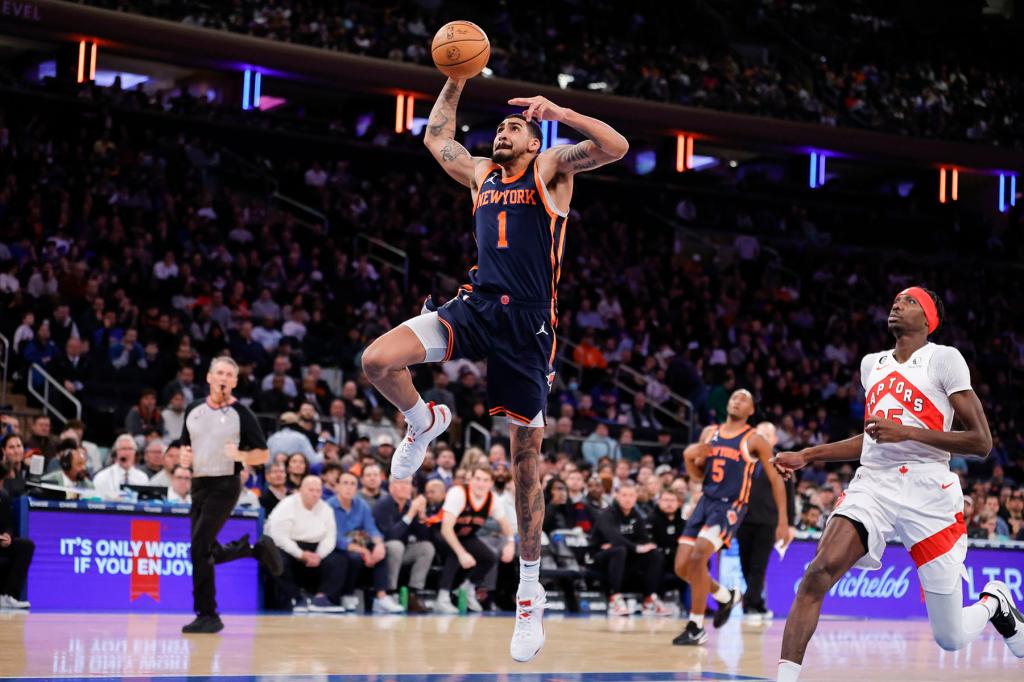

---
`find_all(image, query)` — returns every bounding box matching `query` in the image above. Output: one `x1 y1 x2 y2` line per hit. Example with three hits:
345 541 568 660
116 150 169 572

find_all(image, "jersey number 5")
710 459 725 483
497 210 509 249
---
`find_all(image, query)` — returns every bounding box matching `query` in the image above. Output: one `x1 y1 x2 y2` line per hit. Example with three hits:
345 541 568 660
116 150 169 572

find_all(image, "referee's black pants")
0 538 35 598
191 475 249 616
736 522 774 612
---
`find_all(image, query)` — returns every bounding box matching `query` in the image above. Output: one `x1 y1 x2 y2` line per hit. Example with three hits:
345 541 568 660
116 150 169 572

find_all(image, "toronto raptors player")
772 287 1023 682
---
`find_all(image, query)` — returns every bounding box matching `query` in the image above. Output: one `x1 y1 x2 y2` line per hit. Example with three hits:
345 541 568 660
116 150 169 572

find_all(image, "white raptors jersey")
860 342 972 469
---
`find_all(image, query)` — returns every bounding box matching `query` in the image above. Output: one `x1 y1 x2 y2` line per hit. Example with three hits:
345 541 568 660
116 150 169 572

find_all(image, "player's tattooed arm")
424 77 480 188
510 424 545 562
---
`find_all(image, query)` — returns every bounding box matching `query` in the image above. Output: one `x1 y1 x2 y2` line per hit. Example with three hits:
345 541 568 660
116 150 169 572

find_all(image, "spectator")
422 370 456 413
618 428 643 462
261 356 297 398
51 337 92 397
149 441 181 487
62 420 102 475
24 415 56 463
581 423 619 466
431 447 456 488
0 434 27 499
373 435 395 471
125 389 164 443
647 489 686 602
291 402 319 445
93 434 150 500
983 495 1011 537
435 466 515 614
373 477 435 613
261 462 289 514
586 475 611 512
237 467 260 508
162 365 200 404
589 480 668 616
543 478 573 533
162 391 187 441
359 463 386 506
797 505 823 531
0 481 34 609
22 319 58 368
40 444 94 499
266 475 344 612
327 472 402 613
321 399 355 450
137 440 165 479
285 453 310 491
267 413 320 465
166 465 192 504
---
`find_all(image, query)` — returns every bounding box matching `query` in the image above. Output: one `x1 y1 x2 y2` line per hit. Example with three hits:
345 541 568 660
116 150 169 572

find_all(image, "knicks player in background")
772 287 1023 682
359 75 628 661
673 389 789 646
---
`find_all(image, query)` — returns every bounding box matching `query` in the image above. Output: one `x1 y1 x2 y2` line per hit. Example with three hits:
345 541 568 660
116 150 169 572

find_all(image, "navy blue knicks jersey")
701 425 759 502
471 158 569 326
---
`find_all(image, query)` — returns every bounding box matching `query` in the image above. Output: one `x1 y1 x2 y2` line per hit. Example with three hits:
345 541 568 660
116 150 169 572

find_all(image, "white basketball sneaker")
390 402 452 480
510 583 546 663
982 580 1024 658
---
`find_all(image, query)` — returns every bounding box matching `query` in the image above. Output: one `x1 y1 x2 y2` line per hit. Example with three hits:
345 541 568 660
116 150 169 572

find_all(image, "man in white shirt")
267 475 344 612
93 434 150 500
166 465 192 504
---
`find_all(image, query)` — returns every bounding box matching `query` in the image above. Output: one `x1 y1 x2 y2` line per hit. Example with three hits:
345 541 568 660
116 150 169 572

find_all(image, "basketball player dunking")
673 389 789 645
360 77 628 661
772 287 1023 681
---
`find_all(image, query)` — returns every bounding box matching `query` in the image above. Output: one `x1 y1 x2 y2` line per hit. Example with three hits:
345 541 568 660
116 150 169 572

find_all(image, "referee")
736 421 795 624
179 356 282 634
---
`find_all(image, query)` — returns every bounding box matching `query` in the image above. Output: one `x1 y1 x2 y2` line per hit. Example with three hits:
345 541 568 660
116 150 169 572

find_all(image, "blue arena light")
253 72 261 108
999 174 1007 213
819 153 826 186
1012 175 1018 207
242 69 251 111
809 152 818 188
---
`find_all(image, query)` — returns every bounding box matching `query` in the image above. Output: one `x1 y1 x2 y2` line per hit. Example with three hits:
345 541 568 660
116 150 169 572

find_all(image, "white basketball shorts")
827 461 967 594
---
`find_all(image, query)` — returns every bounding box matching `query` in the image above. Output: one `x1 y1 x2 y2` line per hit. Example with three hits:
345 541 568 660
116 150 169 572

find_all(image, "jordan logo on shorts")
536 322 548 336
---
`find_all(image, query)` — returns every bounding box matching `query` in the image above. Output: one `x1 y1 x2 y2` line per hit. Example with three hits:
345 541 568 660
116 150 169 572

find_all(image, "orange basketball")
431 21 490 80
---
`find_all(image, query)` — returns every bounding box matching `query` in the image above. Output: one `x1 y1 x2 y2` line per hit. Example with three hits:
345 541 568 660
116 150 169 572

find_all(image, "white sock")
777 659 801 682
519 558 540 584
438 589 450 600
402 397 431 432
978 593 998 618
712 584 732 603
689 613 704 629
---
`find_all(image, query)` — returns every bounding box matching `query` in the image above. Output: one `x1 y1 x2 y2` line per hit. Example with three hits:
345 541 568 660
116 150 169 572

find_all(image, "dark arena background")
0 1 1022 681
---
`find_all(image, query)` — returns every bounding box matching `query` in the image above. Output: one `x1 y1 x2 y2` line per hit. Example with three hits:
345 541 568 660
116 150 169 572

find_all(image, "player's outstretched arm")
424 78 486 188
507 95 628 174
772 434 864 480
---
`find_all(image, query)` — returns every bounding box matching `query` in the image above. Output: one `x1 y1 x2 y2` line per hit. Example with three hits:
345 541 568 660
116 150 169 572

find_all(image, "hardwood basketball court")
0 611 1019 681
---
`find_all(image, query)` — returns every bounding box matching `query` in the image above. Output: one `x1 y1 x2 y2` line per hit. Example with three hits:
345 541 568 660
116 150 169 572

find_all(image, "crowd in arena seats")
71 0 1024 147
2 27 1024 612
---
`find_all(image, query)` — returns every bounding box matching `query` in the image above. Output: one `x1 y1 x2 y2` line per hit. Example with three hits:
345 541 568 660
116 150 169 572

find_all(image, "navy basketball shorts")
438 290 555 427
681 496 747 551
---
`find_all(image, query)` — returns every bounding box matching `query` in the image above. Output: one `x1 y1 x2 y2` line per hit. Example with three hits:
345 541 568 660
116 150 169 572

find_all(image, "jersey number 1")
497 210 509 249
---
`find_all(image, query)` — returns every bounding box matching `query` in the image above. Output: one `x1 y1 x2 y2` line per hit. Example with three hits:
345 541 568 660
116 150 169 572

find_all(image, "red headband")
897 287 939 334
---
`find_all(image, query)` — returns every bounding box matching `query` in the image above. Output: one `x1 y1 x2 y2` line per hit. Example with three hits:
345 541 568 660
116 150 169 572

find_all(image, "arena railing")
558 337 696 442
26 363 82 426
0 332 9 409
356 233 410 291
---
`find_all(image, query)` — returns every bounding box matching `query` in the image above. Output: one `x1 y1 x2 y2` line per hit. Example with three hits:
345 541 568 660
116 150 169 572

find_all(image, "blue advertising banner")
22 499 262 612
718 538 1023 618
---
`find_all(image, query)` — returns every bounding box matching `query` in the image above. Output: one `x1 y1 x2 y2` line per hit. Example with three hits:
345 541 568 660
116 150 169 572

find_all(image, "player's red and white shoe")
510 583 546 663
643 594 673 617
390 402 451 480
983 580 1024 658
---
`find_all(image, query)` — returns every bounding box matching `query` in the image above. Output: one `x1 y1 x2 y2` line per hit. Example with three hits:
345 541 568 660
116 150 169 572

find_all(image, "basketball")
431 21 490 80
